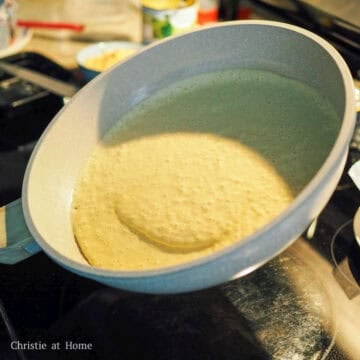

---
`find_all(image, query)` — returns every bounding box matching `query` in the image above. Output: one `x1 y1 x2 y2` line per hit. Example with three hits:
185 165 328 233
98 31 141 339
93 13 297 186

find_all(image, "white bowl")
76 41 142 82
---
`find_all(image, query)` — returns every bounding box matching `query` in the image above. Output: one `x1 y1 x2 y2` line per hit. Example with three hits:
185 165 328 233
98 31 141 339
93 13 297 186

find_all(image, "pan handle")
0 199 41 264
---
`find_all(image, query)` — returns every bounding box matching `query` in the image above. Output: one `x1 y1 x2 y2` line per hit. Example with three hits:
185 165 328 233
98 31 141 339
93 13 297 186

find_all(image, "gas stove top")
0 5 360 359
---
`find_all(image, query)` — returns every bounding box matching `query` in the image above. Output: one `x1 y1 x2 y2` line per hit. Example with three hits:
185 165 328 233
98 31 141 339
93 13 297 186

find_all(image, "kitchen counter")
17 0 142 69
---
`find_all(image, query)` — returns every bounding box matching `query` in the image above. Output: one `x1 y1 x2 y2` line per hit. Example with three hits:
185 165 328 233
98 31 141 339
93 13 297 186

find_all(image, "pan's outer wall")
22 21 356 294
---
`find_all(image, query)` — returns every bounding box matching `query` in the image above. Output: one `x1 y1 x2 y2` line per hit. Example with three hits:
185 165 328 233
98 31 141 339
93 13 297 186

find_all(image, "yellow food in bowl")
83 48 137 72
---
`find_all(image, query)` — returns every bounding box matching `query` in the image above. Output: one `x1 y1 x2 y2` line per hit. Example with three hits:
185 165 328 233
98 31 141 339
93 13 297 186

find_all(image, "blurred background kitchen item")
198 0 220 24
0 0 16 49
0 52 76 152
77 41 142 82
0 0 32 57
142 0 199 43
16 0 142 42
16 0 142 69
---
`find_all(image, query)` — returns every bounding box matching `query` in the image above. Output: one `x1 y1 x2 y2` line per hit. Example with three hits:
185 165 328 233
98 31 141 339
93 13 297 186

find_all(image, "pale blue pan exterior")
17 21 356 294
